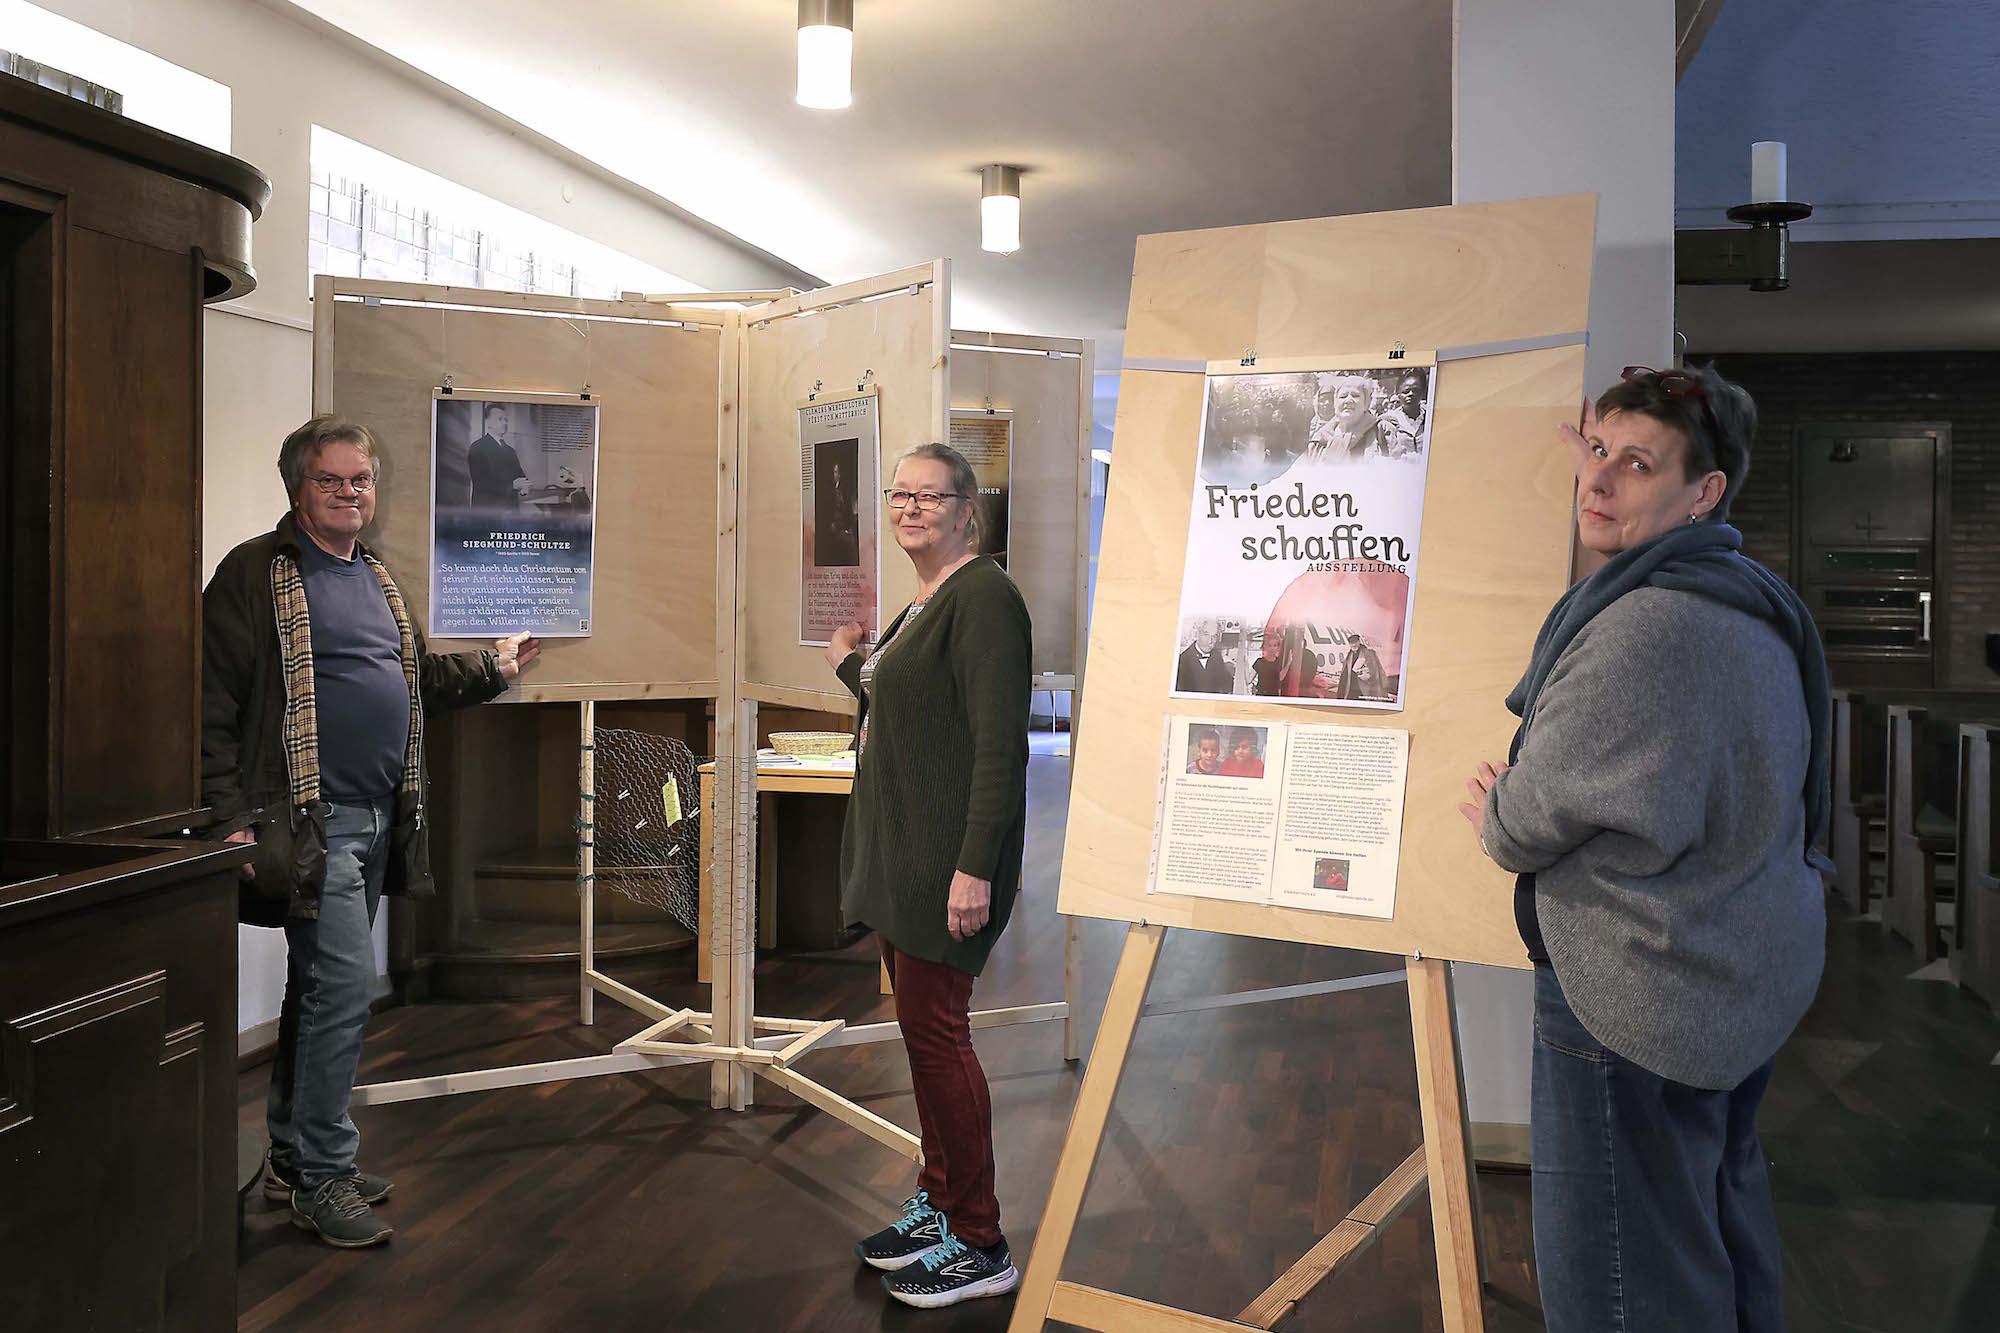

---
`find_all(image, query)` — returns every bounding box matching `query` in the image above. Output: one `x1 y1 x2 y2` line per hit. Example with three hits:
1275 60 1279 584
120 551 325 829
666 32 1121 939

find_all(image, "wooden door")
1794 423 1950 689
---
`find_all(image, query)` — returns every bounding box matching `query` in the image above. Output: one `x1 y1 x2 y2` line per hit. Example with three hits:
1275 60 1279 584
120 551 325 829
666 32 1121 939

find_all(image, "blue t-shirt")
297 534 411 801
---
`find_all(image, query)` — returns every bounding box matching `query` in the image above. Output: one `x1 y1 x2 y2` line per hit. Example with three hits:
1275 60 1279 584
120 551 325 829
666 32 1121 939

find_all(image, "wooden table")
697 759 854 984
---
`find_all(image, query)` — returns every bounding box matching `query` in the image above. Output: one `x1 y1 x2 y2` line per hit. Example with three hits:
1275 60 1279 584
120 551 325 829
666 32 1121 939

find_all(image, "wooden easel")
1007 926 1483 1333
1007 194 1602 1332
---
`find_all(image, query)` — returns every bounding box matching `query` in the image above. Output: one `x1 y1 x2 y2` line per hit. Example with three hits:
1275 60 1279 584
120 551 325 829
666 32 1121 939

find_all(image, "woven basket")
768 730 852 758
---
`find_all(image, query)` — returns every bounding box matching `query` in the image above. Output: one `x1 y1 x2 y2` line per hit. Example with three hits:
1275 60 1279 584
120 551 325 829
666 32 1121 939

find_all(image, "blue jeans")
268 797 391 1189
1531 964 1784 1332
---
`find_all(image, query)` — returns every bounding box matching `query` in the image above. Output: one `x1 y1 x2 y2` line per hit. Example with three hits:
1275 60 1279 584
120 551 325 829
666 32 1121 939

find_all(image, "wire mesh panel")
592 727 698 930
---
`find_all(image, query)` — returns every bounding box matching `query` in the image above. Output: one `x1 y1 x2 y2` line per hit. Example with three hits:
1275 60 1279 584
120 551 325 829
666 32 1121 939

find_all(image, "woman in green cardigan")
822 442 1032 1310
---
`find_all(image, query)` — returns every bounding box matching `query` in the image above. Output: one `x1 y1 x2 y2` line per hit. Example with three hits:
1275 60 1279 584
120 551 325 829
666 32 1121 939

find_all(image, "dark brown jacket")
201 513 505 925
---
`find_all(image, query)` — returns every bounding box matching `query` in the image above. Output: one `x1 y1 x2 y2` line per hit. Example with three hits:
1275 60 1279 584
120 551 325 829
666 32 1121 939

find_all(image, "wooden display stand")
1008 194 1598 1333
312 268 1093 1138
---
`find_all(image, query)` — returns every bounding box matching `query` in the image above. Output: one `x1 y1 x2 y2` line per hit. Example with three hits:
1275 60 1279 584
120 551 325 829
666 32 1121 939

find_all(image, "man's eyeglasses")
307 473 376 494
883 488 961 511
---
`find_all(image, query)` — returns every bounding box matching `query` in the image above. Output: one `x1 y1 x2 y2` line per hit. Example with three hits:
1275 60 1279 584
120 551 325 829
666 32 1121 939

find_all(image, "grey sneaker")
291 1176 394 1248
265 1156 392 1205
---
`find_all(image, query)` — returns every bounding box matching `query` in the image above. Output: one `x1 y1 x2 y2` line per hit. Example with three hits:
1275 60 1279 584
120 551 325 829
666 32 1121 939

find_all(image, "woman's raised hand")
1557 396 1599 469
824 621 866 672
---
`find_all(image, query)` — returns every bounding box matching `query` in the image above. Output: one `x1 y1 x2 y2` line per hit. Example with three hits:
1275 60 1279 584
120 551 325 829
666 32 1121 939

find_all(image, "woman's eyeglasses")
883 488 961 511
308 473 376 494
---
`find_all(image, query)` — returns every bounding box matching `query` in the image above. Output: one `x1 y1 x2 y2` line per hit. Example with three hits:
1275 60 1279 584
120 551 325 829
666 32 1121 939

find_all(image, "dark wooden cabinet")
0 70 268 1330
1 71 267 839
0 839 248 1332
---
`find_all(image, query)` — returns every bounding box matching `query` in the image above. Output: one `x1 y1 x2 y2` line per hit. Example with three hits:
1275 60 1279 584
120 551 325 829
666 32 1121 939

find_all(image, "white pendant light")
981 164 1021 255
796 0 853 110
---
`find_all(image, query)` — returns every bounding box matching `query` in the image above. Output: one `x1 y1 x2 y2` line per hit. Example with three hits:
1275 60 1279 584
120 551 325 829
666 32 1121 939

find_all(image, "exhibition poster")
798 388 881 646
948 408 1013 569
1148 715 1408 920
1170 361 1438 711
430 391 598 638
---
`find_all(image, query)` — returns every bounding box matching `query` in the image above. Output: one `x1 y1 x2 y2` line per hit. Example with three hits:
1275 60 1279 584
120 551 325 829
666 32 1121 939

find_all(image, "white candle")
1751 141 1788 203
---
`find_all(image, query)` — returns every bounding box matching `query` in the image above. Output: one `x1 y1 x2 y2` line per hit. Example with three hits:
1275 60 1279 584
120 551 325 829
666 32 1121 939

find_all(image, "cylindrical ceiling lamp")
796 0 853 110
981 164 1021 254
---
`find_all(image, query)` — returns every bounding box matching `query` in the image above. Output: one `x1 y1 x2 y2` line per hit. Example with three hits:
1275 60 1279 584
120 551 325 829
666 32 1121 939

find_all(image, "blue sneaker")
856 1191 947 1271
881 1229 1020 1308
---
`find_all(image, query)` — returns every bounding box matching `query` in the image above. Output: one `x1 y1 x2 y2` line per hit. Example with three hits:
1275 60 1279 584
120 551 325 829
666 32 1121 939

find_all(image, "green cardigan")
836 557 1031 975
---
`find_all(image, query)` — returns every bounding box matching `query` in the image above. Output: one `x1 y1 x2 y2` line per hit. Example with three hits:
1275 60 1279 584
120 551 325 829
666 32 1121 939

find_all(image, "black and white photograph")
1173 615 1240 694
1198 365 1434 483
430 392 598 638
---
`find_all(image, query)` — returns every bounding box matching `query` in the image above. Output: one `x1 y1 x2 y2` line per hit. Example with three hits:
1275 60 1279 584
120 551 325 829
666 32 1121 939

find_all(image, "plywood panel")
325 298 722 696
1126 195 1594 361
741 275 945 701
951 337 1088 677
1060 195 1596 969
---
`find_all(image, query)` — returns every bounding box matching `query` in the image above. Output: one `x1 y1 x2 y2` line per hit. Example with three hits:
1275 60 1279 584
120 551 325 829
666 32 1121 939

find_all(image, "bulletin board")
1057 195 1598 970
738 262 949 712
311 278 729 701
950 329 1094 683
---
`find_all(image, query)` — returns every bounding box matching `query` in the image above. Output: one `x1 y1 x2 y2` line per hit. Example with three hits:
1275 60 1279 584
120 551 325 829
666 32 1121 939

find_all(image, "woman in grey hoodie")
1460 364 1830 1333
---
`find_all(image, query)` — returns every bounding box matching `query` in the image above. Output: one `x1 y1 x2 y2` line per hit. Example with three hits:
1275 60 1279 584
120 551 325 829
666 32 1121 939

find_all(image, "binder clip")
984 396 996 416
580 383 593 402
1239 348 1257 367
1388 342 1407 362
808 378 823 402
439 374 454 396
857 368 875 392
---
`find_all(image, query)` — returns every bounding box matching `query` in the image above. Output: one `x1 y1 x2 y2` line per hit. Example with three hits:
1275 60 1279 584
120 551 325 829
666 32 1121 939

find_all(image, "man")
1175 619 1234 694
1305 375 1340 448
203 415 539 1248
1379 371 1428 457
467 402 529 509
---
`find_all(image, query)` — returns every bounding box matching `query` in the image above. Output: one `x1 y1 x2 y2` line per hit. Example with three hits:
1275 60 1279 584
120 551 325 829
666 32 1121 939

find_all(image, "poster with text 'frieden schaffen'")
1170 360 1437 712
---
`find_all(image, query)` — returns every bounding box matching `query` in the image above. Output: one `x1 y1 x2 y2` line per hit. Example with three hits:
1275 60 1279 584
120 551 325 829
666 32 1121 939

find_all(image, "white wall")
1451 0 1675 1137
31 0 811 1043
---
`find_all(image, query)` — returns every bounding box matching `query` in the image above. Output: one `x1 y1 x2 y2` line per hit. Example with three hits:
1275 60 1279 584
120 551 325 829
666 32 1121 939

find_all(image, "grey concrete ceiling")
1677 0 2000 351
281 1 1453 365
1677 0 2000 240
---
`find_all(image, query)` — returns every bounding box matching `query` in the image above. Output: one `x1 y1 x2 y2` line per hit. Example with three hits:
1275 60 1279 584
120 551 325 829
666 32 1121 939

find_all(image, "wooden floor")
238 748 2000 1332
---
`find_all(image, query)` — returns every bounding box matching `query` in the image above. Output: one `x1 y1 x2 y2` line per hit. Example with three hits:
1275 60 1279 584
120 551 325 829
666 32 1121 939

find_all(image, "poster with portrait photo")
1171 358 1437 712
949 409 1012 569
1149 715 1407 919
430 391 598 638
799 389 880 646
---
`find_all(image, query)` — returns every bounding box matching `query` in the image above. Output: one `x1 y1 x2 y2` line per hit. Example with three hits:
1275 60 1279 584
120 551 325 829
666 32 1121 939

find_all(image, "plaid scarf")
270 545 424 811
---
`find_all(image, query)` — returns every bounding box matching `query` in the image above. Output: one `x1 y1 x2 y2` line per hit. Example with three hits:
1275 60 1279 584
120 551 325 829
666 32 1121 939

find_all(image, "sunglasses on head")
1621 365 1707 401
1621 364 1719 437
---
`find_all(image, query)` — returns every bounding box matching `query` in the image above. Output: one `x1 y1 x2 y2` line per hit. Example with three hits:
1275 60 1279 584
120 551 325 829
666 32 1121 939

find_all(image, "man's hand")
225 826 257 880
947 871 992 941
824 621 865 673
1459 760 1509 851
494 632 540 682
